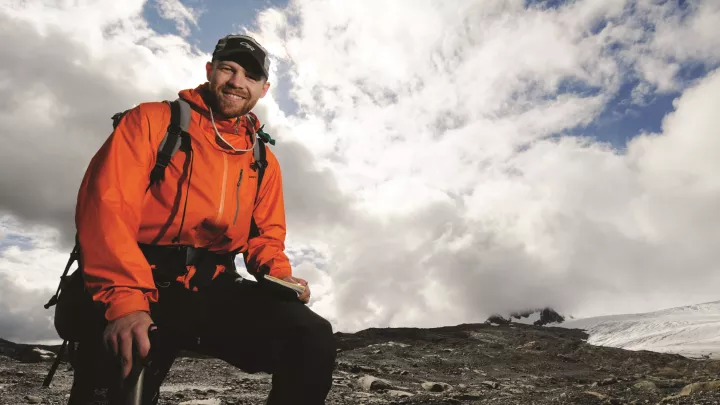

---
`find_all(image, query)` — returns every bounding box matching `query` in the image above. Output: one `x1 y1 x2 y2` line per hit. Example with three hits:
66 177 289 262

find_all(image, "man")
68 34 336 404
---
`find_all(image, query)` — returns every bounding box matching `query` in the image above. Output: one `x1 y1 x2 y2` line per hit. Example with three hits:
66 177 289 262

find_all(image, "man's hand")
282 276 310 303
103 311 154 378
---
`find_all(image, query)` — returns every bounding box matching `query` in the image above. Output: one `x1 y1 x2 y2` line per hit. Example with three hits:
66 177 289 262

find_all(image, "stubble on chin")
214 91 254 118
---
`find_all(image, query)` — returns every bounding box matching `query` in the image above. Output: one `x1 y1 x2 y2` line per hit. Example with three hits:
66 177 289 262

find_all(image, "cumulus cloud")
154 0 202 37
0 1 207 249
0 217 62 343
0 271 57 343
2 0 720 342
252 0 720 330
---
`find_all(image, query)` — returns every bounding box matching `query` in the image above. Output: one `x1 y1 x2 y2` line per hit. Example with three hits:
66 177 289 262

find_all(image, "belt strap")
138 244 237 288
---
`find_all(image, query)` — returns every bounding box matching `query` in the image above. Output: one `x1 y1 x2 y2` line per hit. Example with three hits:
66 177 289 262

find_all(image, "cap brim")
213 50 268 78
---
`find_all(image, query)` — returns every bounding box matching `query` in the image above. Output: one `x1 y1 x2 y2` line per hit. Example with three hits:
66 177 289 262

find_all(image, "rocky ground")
4 322 720 404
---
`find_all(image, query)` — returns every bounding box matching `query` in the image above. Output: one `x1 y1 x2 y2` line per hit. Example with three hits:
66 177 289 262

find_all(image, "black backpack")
41 99 274 386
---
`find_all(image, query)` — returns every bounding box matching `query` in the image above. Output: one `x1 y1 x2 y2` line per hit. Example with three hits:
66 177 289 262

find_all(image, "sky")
1 0 720 344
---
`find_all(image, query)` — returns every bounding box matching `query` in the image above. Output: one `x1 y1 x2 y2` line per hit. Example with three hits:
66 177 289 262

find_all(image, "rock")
486 315 510 325
633 380 658 392
421 381 452 392
649 378 687 388
337 361 379 374
367 341 410 349
583 391 608 400
678 380 720 396
656 367 683 379
518 341 538 350
178 400 222 405
387 390 414 398
598 377 618 386
25 395 42 404
19 347 56 363
454 392 483 400
535 308 565 326
358 375 394 391
481 381 500 389
556 353 578 363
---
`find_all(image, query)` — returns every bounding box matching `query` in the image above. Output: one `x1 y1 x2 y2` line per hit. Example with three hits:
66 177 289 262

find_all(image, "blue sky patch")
143 0 289 54
0 233 34 253
570 61 715 150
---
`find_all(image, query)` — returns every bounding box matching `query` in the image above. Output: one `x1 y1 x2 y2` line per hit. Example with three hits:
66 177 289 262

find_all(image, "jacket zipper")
217 154 228 220
233 169 243 225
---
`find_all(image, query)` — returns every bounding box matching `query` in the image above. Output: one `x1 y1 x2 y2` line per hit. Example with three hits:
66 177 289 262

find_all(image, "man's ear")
205 61 214 81
261 81 271 98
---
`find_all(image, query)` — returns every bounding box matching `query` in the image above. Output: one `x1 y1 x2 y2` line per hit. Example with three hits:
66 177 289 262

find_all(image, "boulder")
678 380 720 396
421 381 452 392
481 380 500 389
178 400 221 405
387 390 414 398
358 375 394 391
633 380 658 392
25 395 42 404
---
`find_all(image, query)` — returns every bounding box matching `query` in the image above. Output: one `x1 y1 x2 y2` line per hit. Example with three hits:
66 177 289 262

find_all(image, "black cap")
212 34 270 79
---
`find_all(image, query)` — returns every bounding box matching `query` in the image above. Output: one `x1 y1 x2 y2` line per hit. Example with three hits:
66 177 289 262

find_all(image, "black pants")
68 271 337 405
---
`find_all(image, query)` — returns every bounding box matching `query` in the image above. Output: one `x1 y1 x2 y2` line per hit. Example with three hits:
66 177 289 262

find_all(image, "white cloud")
0 0 208 240
0 215 67 343
2 0 720 341
252 0 720 331
0 215 68 291
154 0 202 37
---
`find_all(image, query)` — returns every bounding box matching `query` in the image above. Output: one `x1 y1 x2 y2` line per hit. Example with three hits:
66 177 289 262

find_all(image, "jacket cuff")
104 290 150 321
268 266 292 279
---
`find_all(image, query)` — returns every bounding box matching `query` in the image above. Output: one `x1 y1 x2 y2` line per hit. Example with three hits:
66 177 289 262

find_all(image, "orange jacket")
75 83 292 321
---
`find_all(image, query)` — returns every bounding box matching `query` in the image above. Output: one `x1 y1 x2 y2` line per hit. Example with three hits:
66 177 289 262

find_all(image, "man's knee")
298 314 337 365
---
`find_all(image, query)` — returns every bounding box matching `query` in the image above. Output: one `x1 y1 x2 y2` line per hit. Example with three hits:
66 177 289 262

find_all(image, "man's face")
205 58 270 118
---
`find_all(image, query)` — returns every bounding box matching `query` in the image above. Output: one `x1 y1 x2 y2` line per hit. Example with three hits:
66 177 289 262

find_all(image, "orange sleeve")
75 104 162 321
245 150 293 279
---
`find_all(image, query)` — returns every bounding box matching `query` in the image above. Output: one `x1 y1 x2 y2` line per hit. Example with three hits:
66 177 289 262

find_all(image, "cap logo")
239 42 255 51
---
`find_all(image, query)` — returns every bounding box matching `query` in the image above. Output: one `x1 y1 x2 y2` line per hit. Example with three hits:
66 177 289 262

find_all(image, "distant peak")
486 307 565 326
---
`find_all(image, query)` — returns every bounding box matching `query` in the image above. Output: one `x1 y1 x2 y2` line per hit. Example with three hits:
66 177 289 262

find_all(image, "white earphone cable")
209 106 256 152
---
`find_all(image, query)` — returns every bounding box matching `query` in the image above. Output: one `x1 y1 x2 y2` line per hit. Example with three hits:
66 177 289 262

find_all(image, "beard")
208 84 258 118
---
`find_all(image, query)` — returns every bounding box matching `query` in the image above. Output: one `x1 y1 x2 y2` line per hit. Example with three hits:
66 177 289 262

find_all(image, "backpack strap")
236 118 273 266
43 238 80 310
248 116 272 204
110 99 191 190
148 99 191 189
252 136 267 203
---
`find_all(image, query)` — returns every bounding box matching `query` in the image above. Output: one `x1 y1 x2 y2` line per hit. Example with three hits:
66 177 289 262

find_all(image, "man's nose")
227 72 246 87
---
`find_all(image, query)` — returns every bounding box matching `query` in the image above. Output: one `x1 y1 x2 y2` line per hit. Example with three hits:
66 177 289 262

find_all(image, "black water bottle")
123 366 145 405
119 326 156 405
